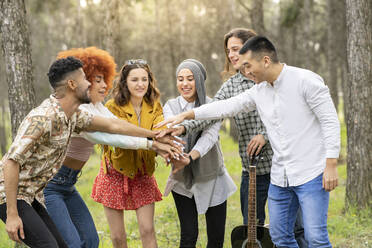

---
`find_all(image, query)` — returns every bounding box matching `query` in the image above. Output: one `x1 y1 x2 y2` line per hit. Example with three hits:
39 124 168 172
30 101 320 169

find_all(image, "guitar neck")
247 165 257 242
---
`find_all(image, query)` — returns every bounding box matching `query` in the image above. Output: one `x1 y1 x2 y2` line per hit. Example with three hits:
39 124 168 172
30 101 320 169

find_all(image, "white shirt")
163 96 236 214
194 64 340 187
78 102 148 149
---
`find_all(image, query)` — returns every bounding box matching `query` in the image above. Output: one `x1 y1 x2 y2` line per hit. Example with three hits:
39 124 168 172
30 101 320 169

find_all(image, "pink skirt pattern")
91 160 162 210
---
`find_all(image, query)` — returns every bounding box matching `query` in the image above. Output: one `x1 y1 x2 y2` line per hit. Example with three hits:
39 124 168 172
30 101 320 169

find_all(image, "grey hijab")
175 59 207 188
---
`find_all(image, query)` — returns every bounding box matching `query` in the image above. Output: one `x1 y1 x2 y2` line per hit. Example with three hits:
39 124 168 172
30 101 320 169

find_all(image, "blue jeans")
268 173 331 248
43 165 99 248
240 171 270 225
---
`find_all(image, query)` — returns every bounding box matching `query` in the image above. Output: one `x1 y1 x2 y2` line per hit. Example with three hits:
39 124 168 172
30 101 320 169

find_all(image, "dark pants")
0 199 68 248
172 191 227 248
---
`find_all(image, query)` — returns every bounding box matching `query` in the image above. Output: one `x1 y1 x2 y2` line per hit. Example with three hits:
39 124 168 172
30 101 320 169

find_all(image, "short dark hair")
47 56 83 89
239 36 279 63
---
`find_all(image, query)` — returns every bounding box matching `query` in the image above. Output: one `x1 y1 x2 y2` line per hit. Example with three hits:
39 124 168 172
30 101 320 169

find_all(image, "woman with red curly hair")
43 48 164 248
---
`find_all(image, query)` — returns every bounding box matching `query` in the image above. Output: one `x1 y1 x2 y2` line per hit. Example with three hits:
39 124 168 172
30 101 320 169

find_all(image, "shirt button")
119 168 123 171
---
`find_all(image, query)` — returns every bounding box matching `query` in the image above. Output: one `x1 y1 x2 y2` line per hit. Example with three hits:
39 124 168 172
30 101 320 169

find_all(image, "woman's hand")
170 155 190 174
154 110 195 129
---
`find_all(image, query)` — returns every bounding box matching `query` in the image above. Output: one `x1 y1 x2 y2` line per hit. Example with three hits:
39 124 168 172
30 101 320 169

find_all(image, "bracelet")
188 154 193 165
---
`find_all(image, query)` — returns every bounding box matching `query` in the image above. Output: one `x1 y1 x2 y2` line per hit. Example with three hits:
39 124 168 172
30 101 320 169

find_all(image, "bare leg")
136 203 158 248
104 206 128 248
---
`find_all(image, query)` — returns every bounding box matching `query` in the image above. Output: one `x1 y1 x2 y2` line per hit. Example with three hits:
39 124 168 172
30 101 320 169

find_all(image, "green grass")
1 131 371 247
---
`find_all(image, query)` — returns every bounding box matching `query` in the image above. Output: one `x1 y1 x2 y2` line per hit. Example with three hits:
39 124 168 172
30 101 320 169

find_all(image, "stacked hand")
151 128 185 163
170 154 190 174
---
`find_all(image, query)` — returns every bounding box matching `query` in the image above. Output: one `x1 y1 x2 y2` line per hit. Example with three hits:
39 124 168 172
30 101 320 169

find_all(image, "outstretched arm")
86 116 157 138
156 88 256 129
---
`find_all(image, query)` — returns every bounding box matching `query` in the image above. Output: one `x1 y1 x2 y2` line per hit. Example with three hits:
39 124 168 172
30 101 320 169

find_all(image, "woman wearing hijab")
163 59 237 248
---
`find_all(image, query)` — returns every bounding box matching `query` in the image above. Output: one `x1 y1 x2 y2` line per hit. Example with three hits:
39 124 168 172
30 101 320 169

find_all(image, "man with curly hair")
0 55 179 248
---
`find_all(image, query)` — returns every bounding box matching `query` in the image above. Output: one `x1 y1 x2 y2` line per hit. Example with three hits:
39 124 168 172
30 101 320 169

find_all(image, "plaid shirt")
0 95 93 206
183 72 273 175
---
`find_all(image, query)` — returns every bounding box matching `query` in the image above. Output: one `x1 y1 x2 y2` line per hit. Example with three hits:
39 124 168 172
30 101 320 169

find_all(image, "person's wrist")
147 139 153 150
188 154 193 165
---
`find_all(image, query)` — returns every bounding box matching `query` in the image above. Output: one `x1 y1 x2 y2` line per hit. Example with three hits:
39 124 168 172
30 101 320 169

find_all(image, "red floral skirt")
91 159 162 210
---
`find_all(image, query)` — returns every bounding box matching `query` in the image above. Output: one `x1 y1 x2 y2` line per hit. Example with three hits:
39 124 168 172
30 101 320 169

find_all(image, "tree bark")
0 0 36 139
1 1 35 247
103 0 120 60
250 0 265 35
327 0 339 110
345 0 372 209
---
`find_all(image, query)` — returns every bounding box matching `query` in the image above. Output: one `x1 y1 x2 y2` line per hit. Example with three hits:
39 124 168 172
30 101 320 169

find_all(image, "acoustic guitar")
231 154 275 248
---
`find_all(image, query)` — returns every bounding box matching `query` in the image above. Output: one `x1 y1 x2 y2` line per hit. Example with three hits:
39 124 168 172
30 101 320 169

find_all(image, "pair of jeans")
240 171 270 225
0 199 68 248
43 165 99 248
268 173 331 248
172 191 227 248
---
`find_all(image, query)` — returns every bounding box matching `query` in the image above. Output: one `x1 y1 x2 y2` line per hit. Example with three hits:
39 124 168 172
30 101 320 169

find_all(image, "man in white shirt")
156 36 340 248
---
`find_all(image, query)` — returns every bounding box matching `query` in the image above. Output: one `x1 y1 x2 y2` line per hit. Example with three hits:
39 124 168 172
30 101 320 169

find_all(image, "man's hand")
171 155 190 174
323 158 338 191
6 214 24 243
154 110 195 129
246 134 266 156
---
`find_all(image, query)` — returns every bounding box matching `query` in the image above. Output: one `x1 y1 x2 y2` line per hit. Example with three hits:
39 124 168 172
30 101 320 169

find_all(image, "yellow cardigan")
102 98 164 179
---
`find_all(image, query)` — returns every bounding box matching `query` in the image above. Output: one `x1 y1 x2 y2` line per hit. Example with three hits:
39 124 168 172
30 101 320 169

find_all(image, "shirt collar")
235 71 252 83
50 94 70 124
179 96 195 111
272 63 287 88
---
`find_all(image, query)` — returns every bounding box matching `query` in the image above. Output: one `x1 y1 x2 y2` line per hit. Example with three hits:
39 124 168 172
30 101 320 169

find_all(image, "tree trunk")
0 1 35 245
0 0 36 138
345 0 372 209
103 0 120 61
250 0 265 35
326 0 339 110
0 101 9 156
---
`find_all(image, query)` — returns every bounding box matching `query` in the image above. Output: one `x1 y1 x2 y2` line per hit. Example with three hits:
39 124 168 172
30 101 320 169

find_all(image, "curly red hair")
57 47 116 94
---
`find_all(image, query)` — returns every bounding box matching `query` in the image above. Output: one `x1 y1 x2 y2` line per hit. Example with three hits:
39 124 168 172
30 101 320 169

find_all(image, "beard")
78 88 91 104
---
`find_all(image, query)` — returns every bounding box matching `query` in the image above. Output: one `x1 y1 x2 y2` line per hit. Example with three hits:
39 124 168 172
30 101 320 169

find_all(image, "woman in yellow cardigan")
92 59 164 248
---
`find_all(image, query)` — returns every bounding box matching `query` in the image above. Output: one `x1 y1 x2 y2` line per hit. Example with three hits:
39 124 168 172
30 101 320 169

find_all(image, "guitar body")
231 224 275 248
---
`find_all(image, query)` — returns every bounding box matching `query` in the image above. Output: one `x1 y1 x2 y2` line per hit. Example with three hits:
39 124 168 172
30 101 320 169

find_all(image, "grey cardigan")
166 96 225 186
